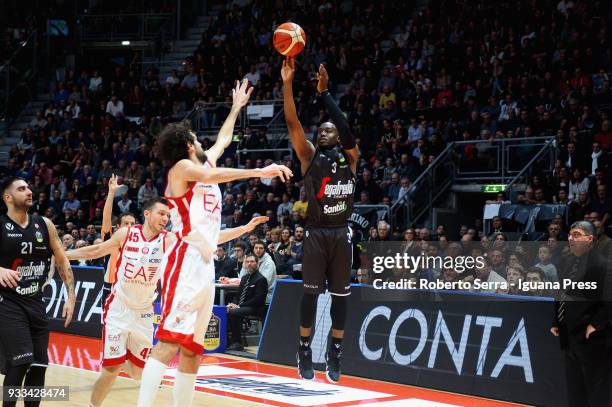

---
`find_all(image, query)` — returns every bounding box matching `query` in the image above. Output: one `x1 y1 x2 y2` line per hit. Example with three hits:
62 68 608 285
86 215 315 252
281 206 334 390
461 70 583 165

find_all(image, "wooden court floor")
0 333 527 407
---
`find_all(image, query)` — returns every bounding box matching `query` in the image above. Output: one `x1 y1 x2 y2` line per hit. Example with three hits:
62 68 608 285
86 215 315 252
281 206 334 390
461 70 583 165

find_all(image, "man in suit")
551 221 612 407
226 253 268 351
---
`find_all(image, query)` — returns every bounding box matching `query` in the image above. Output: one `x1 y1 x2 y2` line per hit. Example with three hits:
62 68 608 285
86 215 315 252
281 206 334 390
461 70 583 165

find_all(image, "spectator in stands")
587 185 611 226
117 191 133 214
354 268 371 285
230 241 247 277
505 265 525 295
468 257 506 294
137 178 159 208
62 191 80 213
226 253 268 351
568 168 590 201
105 94 124 117
534 245 559 283
240 240 276 305
214 245 237 280
61 234 75 251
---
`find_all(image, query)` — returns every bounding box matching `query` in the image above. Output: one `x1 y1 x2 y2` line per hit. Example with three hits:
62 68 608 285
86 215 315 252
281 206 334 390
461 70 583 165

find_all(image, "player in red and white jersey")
137 79 293 407
66 197 171 407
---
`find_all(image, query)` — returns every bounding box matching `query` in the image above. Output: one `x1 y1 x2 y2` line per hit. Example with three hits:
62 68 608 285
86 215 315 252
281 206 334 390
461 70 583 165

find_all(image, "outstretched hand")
245 216 269 232
316 63 329 94
259 163 293 182
232 78 254 109
281 57 296 83
108 173 119 195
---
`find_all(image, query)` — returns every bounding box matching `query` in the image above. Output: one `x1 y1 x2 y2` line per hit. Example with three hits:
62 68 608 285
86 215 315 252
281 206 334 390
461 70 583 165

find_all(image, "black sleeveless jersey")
0 214 52 301
303 146 356 227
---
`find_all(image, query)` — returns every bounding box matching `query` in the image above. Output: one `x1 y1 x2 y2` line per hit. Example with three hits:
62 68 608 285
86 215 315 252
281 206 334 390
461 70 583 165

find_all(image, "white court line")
48 363 258 406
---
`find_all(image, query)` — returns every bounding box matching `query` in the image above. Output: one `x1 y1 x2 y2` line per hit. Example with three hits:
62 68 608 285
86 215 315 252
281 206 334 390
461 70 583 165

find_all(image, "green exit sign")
483 184 507 193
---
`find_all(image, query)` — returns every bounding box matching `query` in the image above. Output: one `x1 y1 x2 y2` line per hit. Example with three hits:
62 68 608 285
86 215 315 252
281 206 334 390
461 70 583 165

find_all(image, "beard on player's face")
8 191 33 211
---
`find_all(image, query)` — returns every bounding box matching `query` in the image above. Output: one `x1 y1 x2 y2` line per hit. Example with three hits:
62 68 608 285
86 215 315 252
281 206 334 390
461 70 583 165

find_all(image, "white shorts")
102 292 153 369
156 240 215 354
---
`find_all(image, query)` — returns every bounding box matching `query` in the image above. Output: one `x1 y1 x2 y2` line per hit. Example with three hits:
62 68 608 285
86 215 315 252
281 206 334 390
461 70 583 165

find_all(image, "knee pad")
330 295 348 331
300 293 319 329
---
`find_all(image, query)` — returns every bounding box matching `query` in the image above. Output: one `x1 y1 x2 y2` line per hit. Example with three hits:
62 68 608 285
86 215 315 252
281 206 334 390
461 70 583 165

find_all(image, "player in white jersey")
136 79 293 407
66 198 170 407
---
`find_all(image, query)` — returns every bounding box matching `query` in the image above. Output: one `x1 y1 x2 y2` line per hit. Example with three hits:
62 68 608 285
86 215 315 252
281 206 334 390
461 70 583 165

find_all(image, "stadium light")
121 41 130 46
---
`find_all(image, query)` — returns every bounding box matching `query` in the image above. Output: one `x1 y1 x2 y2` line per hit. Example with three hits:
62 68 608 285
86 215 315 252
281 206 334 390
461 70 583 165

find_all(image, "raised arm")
173 159 293 185
281 57 316 164
66 227 127 260
218 216 268 244
101 174 119 239
206 79 254 164
44 217 76 327
317 64 360 173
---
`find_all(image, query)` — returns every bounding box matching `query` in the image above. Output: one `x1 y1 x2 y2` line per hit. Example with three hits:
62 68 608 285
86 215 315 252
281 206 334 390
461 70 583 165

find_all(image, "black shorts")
302 225 352 296
0 294 49 374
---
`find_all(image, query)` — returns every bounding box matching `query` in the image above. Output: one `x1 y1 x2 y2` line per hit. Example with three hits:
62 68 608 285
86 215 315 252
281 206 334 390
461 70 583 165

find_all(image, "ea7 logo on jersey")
123 262 153 282
5 223 14 231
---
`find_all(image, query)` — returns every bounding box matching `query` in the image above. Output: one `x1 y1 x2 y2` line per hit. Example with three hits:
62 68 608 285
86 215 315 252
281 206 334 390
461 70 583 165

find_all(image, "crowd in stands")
0 0 611 299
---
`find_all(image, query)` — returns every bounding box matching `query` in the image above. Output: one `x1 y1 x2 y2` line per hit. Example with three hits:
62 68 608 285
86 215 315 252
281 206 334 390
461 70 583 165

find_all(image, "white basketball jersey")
166 160 222 254
113 225 167 309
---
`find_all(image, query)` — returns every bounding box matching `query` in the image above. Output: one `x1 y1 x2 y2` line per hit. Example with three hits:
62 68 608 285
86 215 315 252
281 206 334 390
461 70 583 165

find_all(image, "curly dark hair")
156 121 197 165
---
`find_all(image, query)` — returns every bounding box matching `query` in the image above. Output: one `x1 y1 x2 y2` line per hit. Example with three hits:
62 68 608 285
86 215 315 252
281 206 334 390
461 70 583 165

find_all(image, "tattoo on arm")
55 236 75 297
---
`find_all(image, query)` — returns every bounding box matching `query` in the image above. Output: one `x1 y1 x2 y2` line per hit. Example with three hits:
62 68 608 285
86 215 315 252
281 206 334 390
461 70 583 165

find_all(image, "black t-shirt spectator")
214 255 238 279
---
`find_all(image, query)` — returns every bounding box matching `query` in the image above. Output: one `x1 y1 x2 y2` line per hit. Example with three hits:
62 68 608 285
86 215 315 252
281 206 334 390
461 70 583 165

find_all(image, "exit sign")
483 184 507 193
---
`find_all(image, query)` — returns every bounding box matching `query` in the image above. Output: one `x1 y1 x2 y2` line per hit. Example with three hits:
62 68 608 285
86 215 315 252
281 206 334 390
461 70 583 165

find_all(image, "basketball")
273 22 306 57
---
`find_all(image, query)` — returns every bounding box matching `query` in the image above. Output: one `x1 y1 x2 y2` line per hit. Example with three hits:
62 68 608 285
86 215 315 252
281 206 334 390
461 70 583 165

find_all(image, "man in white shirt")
106 95 124 117
244 65 261 86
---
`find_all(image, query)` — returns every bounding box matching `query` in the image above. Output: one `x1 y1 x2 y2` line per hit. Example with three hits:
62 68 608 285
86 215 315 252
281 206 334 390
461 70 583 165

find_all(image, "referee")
282 58 359 382
0 177 75 407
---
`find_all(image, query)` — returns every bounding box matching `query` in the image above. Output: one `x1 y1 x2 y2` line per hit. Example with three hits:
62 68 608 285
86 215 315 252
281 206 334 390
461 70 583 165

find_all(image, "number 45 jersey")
112 225 168 309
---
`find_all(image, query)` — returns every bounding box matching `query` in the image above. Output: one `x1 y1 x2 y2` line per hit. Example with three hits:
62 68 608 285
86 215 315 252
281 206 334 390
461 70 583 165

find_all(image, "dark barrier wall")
42 266 105 338
258 280 567 407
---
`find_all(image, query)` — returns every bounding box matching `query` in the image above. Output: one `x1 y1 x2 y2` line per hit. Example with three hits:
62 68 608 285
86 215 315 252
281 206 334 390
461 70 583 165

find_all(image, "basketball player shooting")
282 58 359 382
136 79 292 407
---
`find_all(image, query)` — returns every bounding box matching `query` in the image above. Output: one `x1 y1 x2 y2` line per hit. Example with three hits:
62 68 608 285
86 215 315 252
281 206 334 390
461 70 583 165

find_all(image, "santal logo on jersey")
16 281 39 296
5 223 14 231
35 231 43 243
323 201 348 215
316 177 355 199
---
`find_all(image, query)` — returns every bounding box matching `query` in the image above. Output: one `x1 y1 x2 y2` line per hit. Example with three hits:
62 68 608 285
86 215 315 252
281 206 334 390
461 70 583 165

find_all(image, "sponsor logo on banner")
358 306 533 382
162 365 392 406
258 281 566 407
42 266 105 338
203 315 221 351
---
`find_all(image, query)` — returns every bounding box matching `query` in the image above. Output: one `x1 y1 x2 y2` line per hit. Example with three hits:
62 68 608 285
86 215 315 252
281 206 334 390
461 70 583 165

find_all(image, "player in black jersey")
0 177 75 407
282 58 359 383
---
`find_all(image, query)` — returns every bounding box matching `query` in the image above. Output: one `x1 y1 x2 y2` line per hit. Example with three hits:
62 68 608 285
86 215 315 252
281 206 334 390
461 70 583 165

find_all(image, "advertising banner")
42 266 105 338
258 280 567 406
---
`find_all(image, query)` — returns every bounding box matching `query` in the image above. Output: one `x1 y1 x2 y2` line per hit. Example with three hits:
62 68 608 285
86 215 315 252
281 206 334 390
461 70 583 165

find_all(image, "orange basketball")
273 22 306 57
